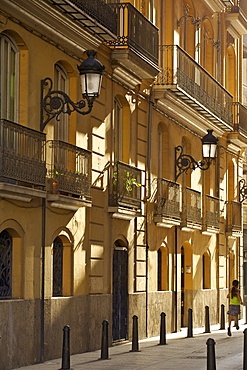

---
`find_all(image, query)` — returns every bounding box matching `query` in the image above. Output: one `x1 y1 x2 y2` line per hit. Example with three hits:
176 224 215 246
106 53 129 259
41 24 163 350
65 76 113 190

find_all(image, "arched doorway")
112 238 128 342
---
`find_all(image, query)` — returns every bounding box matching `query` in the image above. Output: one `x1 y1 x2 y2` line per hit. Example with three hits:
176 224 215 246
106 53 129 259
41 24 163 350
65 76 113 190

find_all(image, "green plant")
125 171 141 194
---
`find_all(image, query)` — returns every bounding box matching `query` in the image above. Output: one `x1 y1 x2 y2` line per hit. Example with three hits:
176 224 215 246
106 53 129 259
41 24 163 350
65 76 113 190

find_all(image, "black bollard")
130 315 140 352
244 329 247 369
61 325 70 370
220 304 225 330
187 308 193 338
159 312 167 345
101 320 109 360
205 306 210 333
206 338 216 370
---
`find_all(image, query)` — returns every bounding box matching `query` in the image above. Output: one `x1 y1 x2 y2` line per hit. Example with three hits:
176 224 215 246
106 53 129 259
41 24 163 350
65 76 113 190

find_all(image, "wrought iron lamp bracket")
175 145 211 182
239 178 247 203
40 77 94 132
177 5 201 28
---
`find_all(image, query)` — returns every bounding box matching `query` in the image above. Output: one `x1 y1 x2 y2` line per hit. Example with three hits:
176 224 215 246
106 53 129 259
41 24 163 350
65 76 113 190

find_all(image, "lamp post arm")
239 178 247 203
40 78 94 132
175 145 211 182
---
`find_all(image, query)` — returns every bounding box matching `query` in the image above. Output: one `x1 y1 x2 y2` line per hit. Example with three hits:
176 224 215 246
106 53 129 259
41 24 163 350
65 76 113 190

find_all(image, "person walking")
227 279 243 336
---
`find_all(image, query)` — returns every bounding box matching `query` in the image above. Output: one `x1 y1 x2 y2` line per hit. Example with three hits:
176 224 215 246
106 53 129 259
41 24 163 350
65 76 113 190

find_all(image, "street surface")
15 322 246 370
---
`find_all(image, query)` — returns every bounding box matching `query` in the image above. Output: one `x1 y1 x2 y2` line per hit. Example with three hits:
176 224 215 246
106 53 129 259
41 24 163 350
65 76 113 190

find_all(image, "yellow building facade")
0 0 247 368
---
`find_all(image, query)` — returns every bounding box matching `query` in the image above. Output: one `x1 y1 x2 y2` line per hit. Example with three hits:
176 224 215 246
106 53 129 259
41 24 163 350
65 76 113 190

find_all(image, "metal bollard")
130 315 140 352
61 325 70 370
187 308 193 338
205 306 210 333
159 312 167 345
220 304 225 330
101 320 109 360
206 338 216 370
243 328 247 369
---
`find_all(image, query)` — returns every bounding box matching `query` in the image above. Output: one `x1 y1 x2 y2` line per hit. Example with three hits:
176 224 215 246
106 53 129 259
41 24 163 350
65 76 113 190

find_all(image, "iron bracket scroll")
40 77 94 132
175 145 211 181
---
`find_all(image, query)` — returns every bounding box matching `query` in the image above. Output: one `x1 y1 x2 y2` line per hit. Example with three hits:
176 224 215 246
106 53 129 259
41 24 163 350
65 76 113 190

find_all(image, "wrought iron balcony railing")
226 200 242 233
108 161 142 210
48 0 117 39
203 195 220 230
47 140 91 199
0 119 46 187
155 45 233 126
226 0 247 19
182 187 202 225
107 3 158 65
232 102 247 135
154 178 180 220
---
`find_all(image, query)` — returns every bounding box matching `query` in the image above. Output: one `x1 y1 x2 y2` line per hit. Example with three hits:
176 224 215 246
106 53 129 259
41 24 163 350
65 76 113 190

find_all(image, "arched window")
52 235 73 297
158 122 169 179
53 236 63 297
202 251 211 289
114 97 123 162
54 64 69 142
157 245 168 291
0 33 19 121
0 230 12 299
178 1 196 58
201 18 214 75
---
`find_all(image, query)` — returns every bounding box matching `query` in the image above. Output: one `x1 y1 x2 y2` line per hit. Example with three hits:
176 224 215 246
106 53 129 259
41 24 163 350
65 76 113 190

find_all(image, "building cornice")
0 0 102 58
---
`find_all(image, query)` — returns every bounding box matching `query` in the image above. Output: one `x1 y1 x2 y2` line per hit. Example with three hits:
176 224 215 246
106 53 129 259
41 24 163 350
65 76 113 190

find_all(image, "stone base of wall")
0 295 111 369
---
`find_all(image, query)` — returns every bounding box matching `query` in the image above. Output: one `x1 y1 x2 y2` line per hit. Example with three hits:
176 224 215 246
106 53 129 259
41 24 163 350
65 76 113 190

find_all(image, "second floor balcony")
202 195 220 234
226 0 247 35
108 161 142 219
107 3 159 80
0 119 46 202
154 178 181 227
226 200 242 236
46 140 92 210
154 45 233 129
229 102 247 145
181 187 202 231
48 0 117 41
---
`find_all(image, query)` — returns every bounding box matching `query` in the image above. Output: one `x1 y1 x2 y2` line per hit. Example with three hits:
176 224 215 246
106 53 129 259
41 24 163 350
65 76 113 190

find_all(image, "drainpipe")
174 226 178 332
41 197 46 362
216 145 220 323
145 86 153 337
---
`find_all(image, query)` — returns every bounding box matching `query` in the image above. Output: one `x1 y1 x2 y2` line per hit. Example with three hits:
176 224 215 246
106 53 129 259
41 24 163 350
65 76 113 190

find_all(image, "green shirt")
230 295 240 305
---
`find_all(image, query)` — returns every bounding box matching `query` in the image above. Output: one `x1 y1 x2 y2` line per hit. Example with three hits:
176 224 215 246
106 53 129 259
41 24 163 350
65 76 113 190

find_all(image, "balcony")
228 102 247 144
154 45 233 130
48 0 117 41
181 187 202 231
226 0 247 34
0 119 46 202
46 140 92 210
226 201 242 236
154 178 181 227
108 161 142 219
107 3 159 80
202 195 220 234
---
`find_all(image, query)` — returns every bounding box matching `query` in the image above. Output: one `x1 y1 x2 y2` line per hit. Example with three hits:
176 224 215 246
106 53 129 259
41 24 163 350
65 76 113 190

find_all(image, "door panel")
112 249 128 341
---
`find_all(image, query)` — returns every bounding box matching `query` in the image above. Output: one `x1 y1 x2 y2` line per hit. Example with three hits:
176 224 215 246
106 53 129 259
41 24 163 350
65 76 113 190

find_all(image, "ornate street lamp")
40 50 105 131
175 129 218 181
239 178 247 203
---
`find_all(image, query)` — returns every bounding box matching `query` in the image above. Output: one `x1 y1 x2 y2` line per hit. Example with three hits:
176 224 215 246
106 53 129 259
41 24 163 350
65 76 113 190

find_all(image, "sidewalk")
16 321 246 370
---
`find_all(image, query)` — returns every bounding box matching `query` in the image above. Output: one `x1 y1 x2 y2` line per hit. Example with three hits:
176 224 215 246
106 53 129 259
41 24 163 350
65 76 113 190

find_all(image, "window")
114 97 123 162
0 230 12 299
53 236 63 297
54 64 69 142
52 235 73 297
0 34 19 121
